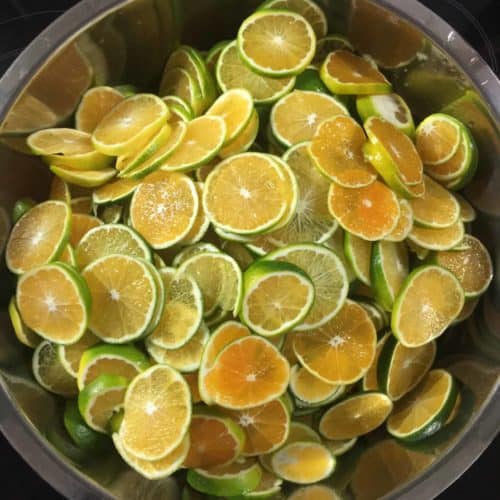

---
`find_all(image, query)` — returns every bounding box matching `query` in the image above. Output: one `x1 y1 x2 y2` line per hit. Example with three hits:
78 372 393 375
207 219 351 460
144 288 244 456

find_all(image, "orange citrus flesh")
416 116 461 165
425 136 467 179
69 214 102 247
290 364 339 403
183 372 202 404
385 199 413 242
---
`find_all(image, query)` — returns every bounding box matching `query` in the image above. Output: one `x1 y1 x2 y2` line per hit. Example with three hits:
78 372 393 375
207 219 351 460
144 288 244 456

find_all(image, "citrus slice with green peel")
356 297 390 333
92 178 140 204
113 432 189 480
75 223 150 269
78 374 129 433
258 0 328 38
130 170 198 249
119 364 191 460
12 198 35 223
319 392 393 440
356 93 415 137
203 335 290 409
68 213 102 247
289 364 340 406
454 193 476 222
50 166 116 189
140 259 166 335
216 41 296 104
314 34 354 65
387 369 459 441
187 458 263 497
415 113 462 165
320 50 391 95
77 343 149 390
265 243 348 330
407 219 465 251
371 241 409 311
172 242 220 267
324 438 358 458
294 64 328 91
270 90 348 148
163 95 194 121
206 40 231 74
328 181 400 241
219 109 260 159
385 199 413 242
240 260 315 336
293 300 376 384
235 470 282 498
57 330 99 377
8 296 41 348
434 235 493 298
309 115 377 188
344 232 372 286
181 182 210 244
82 254 158 343
378 335 436 401
49 176 71 203
271 441 335 484
391 265 465 348
362 331 390 391
6 200 71 274
92 94 169 155
225 397 291 456
33 340 77 397
237 10 316 78
146 322 209 372
221 241 255 270
17 263 90 344
289 484 342 500
160 67 203 117
75 86 124 133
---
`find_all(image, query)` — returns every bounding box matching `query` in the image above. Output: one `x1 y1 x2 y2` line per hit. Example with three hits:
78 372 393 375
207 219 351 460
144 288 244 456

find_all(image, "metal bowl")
0 1 498 498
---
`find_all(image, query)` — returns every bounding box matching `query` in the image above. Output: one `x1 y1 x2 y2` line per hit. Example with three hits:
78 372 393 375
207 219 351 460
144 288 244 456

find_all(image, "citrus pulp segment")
407 219 465 251
8 296 41 348
57 330 99 377
385 199 413 242
344 232 372 286
75 86 124 133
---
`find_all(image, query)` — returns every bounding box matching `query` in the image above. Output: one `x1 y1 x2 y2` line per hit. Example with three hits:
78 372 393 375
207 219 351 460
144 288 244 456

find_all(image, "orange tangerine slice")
385 199 413 242
69 214 102 247
408 219 465 251
75 86 124 133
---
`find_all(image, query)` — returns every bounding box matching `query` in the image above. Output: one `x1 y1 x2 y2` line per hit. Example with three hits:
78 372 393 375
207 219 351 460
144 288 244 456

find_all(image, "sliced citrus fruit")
314 34 354 64
309 115 377 187
32 340 77 397
78 374 129 433
17 263 90 344
50 165 115 190
415 113 462 165
271 441 335 484
270 90 348 148
265 243 348 330
344 232 372 286
289 484 341 500
370 241 409 311
82 254 158 343
378 335 436 401
320 50 391 94
182 182 210 244
356 297 390 333
163 95 194 122
69 213 102 247
206 39 231 74
187 458 263 497
49 176 71 203
119 364 191 460
57 330 99 377
238 10 316 77
293 300 377 384
289 364 340 406
387 369 459 441
216 41 296 104
391 265 465 347
6 200 71 274
385 199 413 242
129 170 198 248
77 343 149 390
172 242 220 267
8 296 41 348
362 333 390 391
328 181 400 241
219 109 260 159
240 260 315 336
203 335 290 409
324 437 358 458
407 219 465 251
160 67 203 116
225 397 290 456
454 193 476 222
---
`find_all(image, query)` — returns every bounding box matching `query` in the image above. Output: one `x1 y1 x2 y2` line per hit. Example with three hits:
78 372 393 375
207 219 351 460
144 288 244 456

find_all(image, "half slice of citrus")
92 177 138 205
344 232 372 286
57 330 99 377
385 199 414 242
75 86 124 133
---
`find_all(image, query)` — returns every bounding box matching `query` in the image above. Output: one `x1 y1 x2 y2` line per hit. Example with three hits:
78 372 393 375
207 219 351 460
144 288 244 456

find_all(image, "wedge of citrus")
362 331 391 391
50 165 116 188
219 109 260 159
309 115 377 187
408 219 465 251
344 232 372 286
314 33 354 64
8 297 41 348
75 86 124 133
320 50 391 94
289 364 341 406
385 199 413 242
328 181 400 241
57 330 99 377
69 213 102 247
293 300 376 384
454 193 476 223
391 265 465 347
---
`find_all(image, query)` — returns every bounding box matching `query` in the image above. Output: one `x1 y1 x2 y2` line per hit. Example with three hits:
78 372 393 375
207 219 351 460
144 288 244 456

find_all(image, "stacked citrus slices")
4 0 493 497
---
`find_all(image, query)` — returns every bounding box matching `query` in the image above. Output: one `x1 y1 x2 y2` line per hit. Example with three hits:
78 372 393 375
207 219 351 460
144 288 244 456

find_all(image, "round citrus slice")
271 441 335 484
293 300 377 384
77 343 149 390
187 458 263 497
57 330 100 377
129 170 198 249
238 10 316 77
216 41 296 105
415 113 462 165
289 364 341 406
319 392 393 440
371 241 409 311
8 296 41 348
163 95 194 122
362 331 390 391
203 335 290 409
265 243 348 330
160 67 203 117
82 254 158 343
6 200 71 274
92 93 169 155
32 340 77 397
240 260 315 336
119 364 191 460
219 109 260 159
181 182 210 244
387 369 459 441
391 265 465 347
289 484 342 500
344 232 372 286
75 86 125 133
385 199 413 242
454 193 476 222
78 374 129 432
328 181 400 241
17 263 90 344
320 50 391 94
407 219 465 251
378 335 436 401
324 438 358 458
50 166 116 188
225 397 290 456
309 115 377 187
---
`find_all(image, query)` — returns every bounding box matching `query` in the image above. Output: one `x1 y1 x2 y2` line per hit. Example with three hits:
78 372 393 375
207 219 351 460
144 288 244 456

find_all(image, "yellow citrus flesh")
182 183 209 244
28 128 95 156
75 86 124 133
159 68 199 113
385 199 413 242
363 332 391 391
50 166 116 188
416 115 461 165
83 382 128 432
408 219 464 251
424 134 468 180
219 109 260 158
69 214 102 247
58 330 99 377
454 193 476 222
290 364 339 404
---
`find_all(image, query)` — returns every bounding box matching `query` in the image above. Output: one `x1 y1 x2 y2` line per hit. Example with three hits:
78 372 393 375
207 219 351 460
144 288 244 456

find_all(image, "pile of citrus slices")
4 0 494 497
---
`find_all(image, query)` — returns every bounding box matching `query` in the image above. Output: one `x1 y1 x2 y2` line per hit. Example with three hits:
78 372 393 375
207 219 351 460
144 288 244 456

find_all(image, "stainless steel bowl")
0 1 498 498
